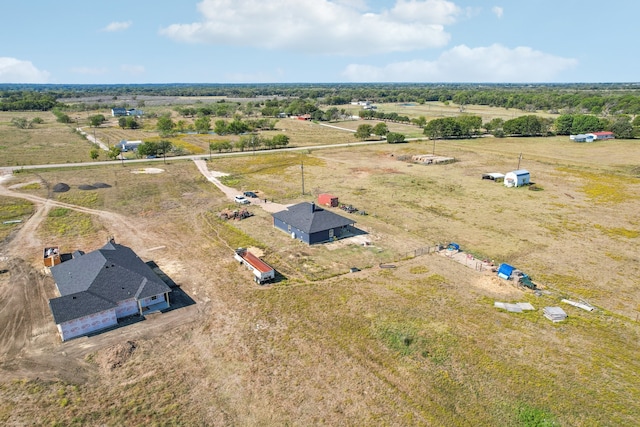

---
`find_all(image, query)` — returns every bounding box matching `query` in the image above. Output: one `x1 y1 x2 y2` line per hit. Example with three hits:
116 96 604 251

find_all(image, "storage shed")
318 193 339 207
504 169 530 187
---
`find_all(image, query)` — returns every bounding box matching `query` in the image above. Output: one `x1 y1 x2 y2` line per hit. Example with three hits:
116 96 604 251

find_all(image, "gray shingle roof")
48 291 116 324
272 202 355 234
49 241 171 323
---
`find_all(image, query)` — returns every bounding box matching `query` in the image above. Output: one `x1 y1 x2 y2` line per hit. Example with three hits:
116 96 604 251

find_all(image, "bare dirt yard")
0 133 639 425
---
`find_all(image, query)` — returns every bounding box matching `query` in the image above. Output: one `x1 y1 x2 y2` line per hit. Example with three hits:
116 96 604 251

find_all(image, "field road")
77 127 109 150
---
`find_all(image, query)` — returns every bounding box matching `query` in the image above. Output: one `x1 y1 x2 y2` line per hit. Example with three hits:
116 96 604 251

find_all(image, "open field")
0 118 639 425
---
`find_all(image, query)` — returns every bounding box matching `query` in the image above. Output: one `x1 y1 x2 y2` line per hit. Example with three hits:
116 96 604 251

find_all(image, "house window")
328 228 334 238
287 225 291 232
151 295 157 301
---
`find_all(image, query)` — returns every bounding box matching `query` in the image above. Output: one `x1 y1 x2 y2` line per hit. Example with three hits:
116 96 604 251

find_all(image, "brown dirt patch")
95 340 137 372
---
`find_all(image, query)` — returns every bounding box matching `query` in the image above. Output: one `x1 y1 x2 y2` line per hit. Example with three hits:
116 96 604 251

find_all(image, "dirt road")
193 159 288 213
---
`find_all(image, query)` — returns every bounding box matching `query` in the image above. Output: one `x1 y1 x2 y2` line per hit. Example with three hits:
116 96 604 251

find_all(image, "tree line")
5 83 640 115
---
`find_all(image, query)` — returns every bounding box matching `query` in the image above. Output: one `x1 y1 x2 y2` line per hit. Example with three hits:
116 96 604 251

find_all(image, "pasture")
0 109 639 425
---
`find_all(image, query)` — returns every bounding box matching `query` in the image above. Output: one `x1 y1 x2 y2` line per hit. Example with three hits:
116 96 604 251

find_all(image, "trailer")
234 248 275 284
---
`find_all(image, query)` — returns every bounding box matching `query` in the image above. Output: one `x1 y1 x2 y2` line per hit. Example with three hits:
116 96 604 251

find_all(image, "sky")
0 0 638 84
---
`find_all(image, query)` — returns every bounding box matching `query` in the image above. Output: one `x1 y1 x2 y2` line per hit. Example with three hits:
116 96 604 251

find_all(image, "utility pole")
301 161 305 195
517 152 522 169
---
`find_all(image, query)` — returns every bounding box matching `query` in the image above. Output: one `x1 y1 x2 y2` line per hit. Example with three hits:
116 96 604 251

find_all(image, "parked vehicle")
243 191 258 198
234 248 275 284
234 195 250 204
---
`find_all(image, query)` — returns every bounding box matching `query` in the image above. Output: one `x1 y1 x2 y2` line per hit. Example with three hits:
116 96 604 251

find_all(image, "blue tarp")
497 263 515 279
447 243 460 251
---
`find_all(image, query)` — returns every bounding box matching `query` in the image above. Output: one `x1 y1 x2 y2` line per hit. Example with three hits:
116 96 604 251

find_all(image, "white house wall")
57 308 117 341
115 298 139 318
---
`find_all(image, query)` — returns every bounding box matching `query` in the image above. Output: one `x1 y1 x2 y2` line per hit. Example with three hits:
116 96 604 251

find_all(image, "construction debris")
494 302 535 313
219 208 254 221
561 299 595 312
543 307 568 322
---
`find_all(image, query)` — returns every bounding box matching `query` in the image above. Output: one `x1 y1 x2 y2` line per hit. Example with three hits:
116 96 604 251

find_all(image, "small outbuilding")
272 202 355 245
504 169 530 188
318 193 339 207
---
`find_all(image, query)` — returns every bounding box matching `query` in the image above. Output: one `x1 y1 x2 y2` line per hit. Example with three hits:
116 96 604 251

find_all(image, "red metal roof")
241 250 273 274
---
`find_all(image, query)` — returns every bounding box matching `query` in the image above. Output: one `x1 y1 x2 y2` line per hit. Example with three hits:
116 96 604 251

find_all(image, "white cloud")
342 44 578 82
0 57 50 83
102 21 132 32
71 67 108 75
121 64 145 75
492 6 503 19
160 0 460 55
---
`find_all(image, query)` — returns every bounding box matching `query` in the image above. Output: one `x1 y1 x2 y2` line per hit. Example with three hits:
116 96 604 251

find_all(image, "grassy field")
1 110 639 425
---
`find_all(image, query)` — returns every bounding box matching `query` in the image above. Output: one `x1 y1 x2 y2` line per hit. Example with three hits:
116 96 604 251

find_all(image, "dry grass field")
0 112 639 426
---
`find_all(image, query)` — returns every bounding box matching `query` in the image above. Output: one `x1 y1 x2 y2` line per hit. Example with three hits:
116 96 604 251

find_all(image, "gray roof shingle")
48 291 116 324
49 241 171 323
272 202 355 234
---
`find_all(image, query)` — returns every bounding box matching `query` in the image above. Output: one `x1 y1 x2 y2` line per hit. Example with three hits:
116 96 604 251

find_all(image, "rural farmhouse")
48 240 171 341
272 202 355 244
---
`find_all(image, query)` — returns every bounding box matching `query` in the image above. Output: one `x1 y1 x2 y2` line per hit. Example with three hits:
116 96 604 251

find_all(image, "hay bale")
52 183 70 193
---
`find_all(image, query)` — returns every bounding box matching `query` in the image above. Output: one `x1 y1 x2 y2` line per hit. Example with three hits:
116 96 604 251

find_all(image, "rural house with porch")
272 202 356 244
48 239 171 341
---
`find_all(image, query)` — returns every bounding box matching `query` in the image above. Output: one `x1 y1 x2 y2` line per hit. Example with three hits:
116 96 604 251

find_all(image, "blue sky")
1 0 637 84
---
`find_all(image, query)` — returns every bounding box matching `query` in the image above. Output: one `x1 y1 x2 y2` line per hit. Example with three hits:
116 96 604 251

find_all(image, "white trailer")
234 248 275 284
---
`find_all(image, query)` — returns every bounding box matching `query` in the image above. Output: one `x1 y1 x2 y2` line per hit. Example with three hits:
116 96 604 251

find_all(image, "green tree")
194 116 211 134
227 118 249 134
554 114 574 135
107 146 122 160
214 119 228 134
456 115 483 136
355 124 373 140
272 134 290 148
156 115 175 136
89 114 106 127
386 132 405 143
137 141 159 157
424 117 462 139
611 116 634 139
210 140 232 153
411 116 427 127
571 114 604 134
372 122 389 138
89 148 100 160
157 140 173 163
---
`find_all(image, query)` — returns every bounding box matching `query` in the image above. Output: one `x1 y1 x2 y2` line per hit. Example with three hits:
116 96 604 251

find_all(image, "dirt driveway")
193 159 288 213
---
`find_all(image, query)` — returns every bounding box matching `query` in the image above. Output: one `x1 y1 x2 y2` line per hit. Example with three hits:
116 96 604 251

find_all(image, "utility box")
318 193 339 207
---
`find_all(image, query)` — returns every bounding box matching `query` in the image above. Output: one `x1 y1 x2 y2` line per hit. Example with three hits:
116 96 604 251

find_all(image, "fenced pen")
399 243 446 260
